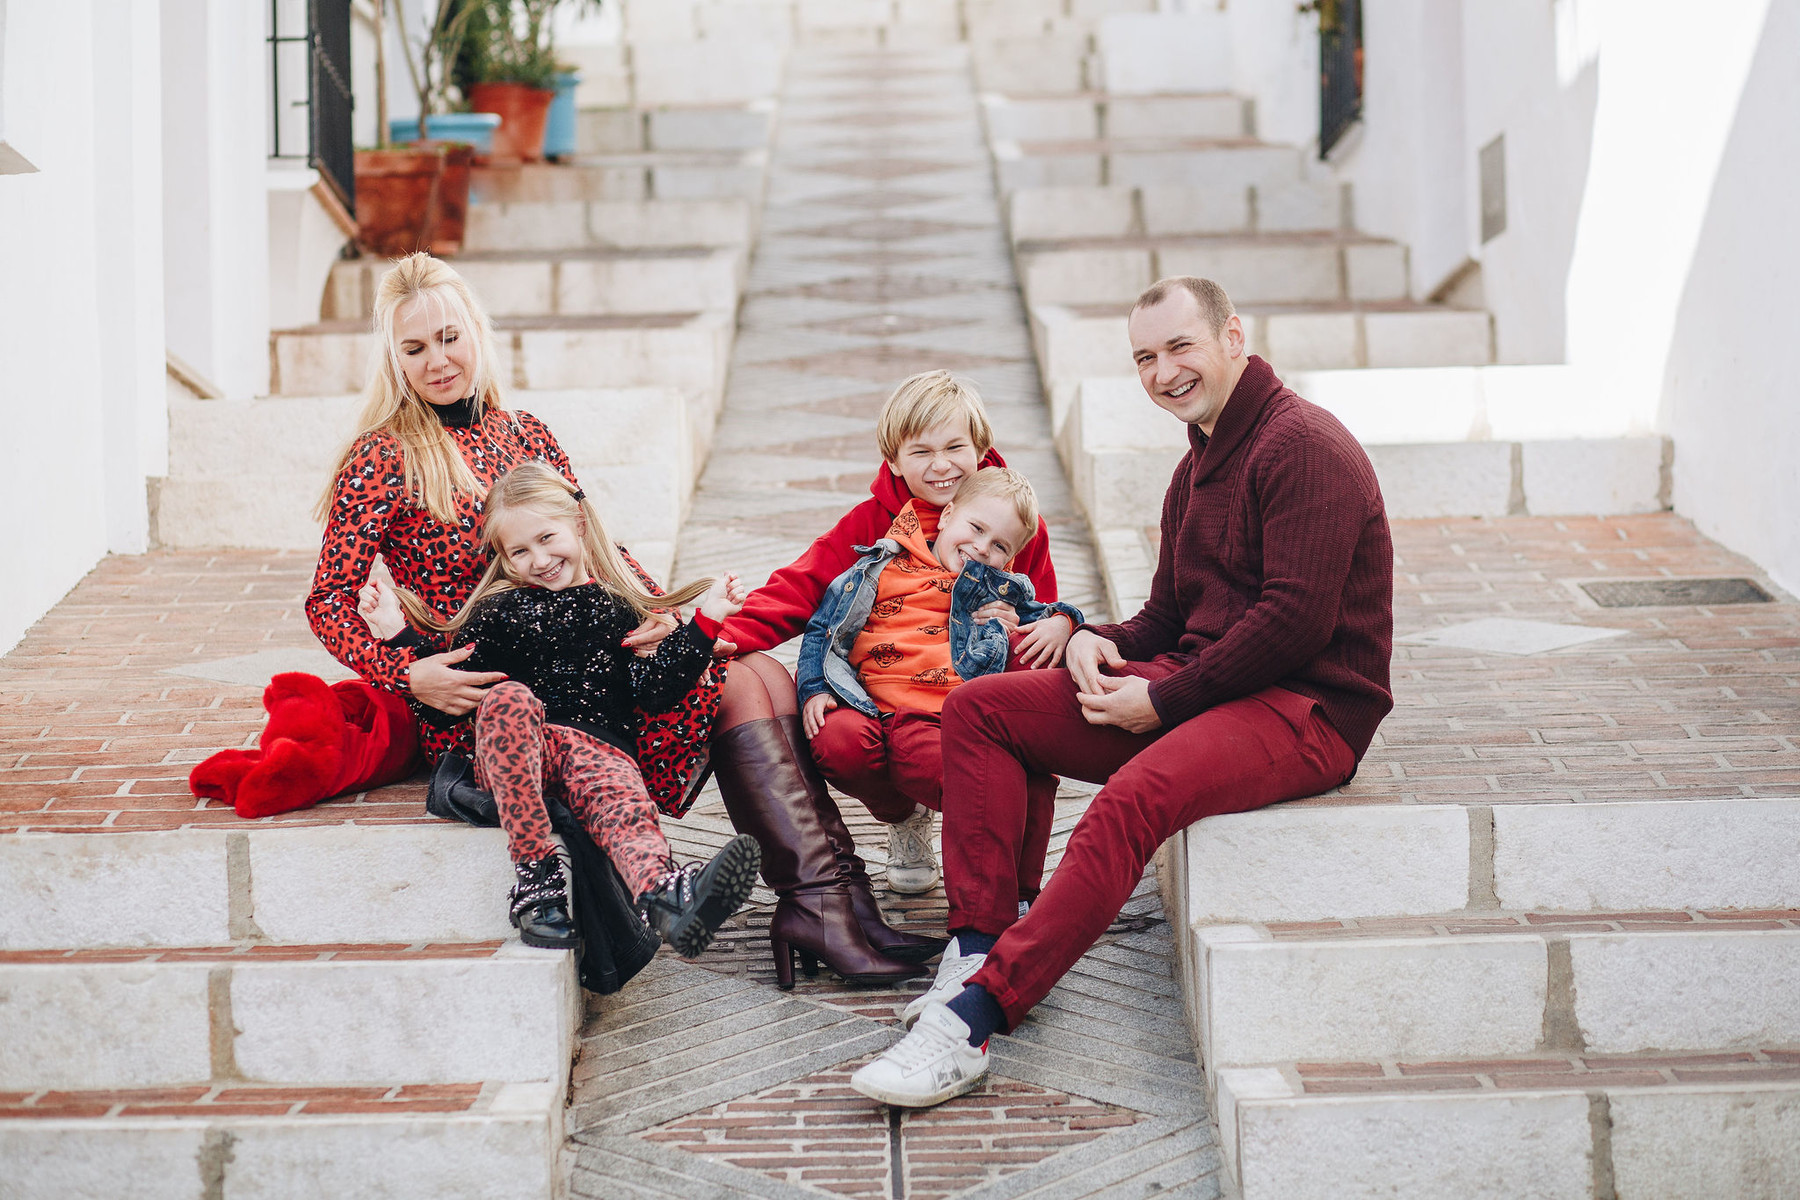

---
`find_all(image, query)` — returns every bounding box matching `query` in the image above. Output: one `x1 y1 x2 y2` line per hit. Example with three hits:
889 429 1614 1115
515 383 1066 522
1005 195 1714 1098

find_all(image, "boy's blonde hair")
875 370 995 463
395 462 713 632
948 467 1040 551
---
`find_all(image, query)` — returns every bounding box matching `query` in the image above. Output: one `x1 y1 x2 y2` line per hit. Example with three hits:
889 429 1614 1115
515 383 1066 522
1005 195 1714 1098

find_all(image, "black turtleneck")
432 396 478 429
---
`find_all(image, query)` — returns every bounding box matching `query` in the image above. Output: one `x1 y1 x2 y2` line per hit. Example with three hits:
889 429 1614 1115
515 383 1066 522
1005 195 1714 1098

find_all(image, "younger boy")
796 469 1081 891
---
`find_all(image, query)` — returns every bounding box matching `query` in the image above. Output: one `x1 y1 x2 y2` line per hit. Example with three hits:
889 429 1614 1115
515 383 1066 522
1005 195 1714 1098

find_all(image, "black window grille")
1317 0 1363 159
269 0 356 215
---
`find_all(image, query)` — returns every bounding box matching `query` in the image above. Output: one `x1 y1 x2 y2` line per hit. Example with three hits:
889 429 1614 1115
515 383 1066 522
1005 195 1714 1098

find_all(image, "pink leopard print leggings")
473 682 670 898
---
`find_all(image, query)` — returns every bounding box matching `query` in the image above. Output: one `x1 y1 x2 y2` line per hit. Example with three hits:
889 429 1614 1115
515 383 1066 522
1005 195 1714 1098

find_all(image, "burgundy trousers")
942 658 1356 1030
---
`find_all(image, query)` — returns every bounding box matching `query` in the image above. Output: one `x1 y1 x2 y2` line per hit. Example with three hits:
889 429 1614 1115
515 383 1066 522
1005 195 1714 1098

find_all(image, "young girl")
365 461 759 958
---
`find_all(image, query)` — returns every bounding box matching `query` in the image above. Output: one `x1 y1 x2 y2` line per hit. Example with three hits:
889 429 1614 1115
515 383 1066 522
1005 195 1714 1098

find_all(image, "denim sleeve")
794 597 836 705
1019 599 1084 627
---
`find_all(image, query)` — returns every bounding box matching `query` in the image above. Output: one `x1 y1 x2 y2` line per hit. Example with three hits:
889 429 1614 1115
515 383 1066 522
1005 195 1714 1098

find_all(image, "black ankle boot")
510 854 579 950
637 834 761 958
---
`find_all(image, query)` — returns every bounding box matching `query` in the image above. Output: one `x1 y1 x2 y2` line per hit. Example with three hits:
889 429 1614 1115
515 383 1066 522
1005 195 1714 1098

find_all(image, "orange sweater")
848 503 963 714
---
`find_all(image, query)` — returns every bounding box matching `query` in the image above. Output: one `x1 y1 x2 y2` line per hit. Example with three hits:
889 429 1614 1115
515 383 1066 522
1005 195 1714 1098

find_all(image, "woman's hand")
1013 613 1075 668
972 600 1021 631
406 645 508 716
700 572 749 625
802 692 838 739
621 611 679 658
357 578 407 641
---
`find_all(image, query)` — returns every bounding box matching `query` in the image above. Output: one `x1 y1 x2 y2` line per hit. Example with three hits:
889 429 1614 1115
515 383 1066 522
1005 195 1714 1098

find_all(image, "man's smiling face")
1128 288 1247 435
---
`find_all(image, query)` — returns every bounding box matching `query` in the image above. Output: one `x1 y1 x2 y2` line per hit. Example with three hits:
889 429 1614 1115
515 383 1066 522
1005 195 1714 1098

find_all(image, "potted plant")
465 0 563 165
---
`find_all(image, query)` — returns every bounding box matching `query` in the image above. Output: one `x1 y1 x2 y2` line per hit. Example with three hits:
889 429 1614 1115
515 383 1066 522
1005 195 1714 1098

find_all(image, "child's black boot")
510 853 580 950
638 834 761 958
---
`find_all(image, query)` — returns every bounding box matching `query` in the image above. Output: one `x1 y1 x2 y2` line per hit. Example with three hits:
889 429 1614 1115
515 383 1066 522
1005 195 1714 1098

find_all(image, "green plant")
468 0 562 90
394 0 482 128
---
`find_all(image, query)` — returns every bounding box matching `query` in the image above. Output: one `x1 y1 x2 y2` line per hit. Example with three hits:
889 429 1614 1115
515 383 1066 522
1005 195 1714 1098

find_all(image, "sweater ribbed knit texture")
1085 356 1394 759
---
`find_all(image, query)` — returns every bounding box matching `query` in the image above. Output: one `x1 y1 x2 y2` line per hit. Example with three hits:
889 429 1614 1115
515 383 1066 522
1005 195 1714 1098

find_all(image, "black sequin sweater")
425 584 716 758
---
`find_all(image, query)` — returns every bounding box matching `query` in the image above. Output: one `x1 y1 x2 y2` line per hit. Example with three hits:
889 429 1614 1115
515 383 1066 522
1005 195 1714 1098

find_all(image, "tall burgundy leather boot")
711 718 924 988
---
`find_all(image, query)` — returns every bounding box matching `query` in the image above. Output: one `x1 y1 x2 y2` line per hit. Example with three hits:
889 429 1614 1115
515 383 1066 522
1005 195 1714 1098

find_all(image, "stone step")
270 311 731 401
469 149 769 204
156 386 698 552
570 36 787 109
993 136 1303 194
0 945 577 1090
980 93 1250 144
323 247 744 322
1017 234 1410 307
1007 180 1350 242
971 35 1101 95
461 197 754 254
1 1080 563 1200
577 100 777 156
1215 1056 1800 1200
1189 917 1800 1072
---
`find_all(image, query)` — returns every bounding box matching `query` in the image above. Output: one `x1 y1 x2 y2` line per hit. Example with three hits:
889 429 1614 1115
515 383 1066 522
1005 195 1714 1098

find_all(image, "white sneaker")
851 1002 989 1108
900 935 986 1028
885 805 939 895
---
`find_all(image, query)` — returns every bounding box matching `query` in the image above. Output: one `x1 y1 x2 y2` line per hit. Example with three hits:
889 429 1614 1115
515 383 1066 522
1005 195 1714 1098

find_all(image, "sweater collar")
1189 355 1282 483
431 396 478 429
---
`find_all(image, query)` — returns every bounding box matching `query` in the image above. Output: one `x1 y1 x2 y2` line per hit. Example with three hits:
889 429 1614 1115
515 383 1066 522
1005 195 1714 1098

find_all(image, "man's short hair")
951 466 1040 550
876 370 995 463
1132 276 1237 334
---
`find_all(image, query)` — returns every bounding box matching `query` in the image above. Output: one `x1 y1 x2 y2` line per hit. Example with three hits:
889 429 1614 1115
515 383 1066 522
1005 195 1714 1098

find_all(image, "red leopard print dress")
304 405 720 815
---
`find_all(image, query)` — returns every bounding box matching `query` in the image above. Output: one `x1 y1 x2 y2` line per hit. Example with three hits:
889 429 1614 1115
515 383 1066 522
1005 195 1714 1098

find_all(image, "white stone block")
1030 308 1131 408
1520 437 1665 515
1008 186 1136 242
1213 1067 1293 1186
555 250 740 315
230 956 574 1084
1568 930 1800 1054
1186 805 1470 925
1365 442 1515 519
578 109 646 155
1020 247 1152 306
797 0 890 29
463 200 589 252
698 1 793 41
1345 241 1409 302
1199 930 1546 1067
1067 377 1188 527
1229 1088 1593 1200
516 313 730 397
1256 182 1343 232
1105 95 1245 140
246 826 514 945
227 1110 559 1199
167 394 356 476
1139 184 1251 236
0 1122 210 1200
1262 312 1358 370
452 259 555 318
650 155 768 202
1155 241 1341 305
632 40 785 108
648 105 774 152
1096 13 1231 95
972 37 1093 95
587 199 754 249
1494 798 1800 913
273 330 375 396
994 150 1102 192
1094 526 1155 619
0 832 231 950
1362 309 1492 367
1610 1086 1800 1200
624 0 697 40
982 96 1099 143
564 44 631 110
0 964 213 1089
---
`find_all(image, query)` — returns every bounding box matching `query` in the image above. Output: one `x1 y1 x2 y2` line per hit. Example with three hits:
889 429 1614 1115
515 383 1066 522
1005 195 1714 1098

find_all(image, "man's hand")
1013 613 1074 668
407 644 509 716
621 611 678 658
972 600 1021 632
1065 629 1126 695
1076 674 1162 733
802 692 838 739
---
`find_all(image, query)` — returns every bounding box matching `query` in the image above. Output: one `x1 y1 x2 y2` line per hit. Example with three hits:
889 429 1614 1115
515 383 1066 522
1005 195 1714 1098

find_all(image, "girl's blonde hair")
314 253 507 525
396 462 714 633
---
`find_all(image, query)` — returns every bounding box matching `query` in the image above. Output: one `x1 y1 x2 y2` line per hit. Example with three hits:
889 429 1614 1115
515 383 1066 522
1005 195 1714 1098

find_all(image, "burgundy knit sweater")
1086 355 1394 759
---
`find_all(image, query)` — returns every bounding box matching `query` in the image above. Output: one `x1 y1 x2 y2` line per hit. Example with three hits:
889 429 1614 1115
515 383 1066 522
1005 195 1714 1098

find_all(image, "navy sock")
949 928 998 957
946 984 1005 1047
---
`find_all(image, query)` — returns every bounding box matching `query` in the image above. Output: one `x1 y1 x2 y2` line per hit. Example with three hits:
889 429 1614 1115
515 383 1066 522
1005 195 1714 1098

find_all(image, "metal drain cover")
1581 578 1773 607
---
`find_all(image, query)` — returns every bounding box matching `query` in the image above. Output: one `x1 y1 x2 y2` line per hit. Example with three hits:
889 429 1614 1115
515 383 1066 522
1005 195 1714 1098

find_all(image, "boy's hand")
358 578 407 641
1014 613 1074 668
802 692 838 739
972 600 1020 631
699 572 749 625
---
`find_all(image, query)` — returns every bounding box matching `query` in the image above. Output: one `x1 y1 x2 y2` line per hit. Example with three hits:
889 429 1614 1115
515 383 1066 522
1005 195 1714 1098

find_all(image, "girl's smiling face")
491 507 591 591
394 293 477 407
888 418 981 507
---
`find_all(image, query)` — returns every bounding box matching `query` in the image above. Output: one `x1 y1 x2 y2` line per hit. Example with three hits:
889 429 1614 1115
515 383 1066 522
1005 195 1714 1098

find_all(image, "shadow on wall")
1659 0 1800 594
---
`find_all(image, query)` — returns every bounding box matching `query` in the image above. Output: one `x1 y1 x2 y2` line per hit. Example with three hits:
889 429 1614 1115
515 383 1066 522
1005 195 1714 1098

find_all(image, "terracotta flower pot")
428 143 475 256
468 81 557 165
352 143 475 258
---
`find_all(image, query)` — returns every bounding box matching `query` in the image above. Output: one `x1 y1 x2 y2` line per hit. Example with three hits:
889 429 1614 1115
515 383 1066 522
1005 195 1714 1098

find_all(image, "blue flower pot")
388 112 502 155
542 72 582 160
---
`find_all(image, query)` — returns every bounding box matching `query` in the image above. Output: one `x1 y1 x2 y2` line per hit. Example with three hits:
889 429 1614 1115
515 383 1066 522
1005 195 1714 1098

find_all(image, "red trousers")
809 705 1060 903
942 658 1356 1030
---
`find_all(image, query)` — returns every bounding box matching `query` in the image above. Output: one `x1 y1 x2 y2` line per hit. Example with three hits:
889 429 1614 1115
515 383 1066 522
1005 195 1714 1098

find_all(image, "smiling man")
851 276 1396 1108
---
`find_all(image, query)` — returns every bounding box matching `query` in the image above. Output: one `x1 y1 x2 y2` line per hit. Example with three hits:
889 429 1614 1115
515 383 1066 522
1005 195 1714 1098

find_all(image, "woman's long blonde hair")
396 462 715 633
314 253 506 525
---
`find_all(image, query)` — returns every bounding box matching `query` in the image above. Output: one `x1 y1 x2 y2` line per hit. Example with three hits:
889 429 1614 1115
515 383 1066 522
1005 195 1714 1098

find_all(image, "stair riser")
1008 183 1345 242
982 95 1247 143
0 1105 560 1200
325 253 742 321
462 198 753 253
996 145 1300 194
470 156 769 204
0 956 575 1090
1019 243 1408 309
579 107 777 155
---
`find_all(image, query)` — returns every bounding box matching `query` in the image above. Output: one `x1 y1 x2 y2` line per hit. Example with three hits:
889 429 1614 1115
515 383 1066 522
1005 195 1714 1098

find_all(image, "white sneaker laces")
888 1013 966 1069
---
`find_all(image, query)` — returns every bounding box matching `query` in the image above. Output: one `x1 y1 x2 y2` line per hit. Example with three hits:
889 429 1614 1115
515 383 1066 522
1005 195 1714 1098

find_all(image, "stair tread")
1013 135 1271 154
1236 1049 1800 1096
1048 300 1480 320
0 1081 500 1120
0 940 510 965
276 311 708 337
1243 907 1800 941
1017 231 1396 252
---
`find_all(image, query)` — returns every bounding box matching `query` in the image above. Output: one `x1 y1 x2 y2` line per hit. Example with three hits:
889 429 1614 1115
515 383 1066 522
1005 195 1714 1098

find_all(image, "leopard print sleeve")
305 434 418 692
511 409 580 489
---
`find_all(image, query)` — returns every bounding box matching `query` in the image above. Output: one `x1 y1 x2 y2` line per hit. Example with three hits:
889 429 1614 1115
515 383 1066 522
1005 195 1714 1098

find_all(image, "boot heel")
799 949 819 979
773 937 796 990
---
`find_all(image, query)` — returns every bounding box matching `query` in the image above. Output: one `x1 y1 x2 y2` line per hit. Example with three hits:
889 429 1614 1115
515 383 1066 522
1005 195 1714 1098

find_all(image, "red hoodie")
721 448 1059 654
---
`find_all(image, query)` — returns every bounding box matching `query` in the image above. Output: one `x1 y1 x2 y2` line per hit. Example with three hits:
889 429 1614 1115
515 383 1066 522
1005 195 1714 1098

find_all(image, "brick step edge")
1217 1065 1800 1200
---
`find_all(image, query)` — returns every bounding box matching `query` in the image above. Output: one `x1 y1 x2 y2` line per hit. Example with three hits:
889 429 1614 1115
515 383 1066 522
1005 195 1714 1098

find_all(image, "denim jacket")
795 540 1084 718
